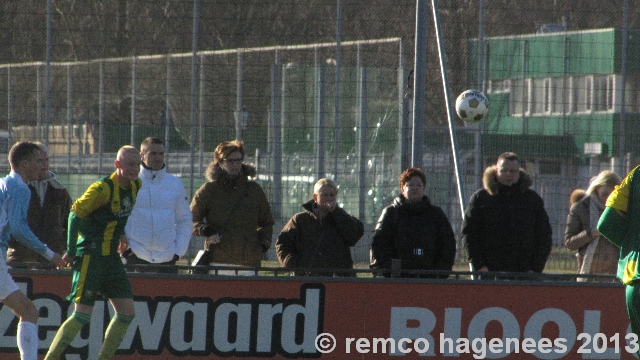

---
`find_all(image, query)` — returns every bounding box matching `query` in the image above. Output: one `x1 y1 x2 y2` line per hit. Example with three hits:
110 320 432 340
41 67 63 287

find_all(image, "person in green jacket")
190 140 274 275
598 165 640 354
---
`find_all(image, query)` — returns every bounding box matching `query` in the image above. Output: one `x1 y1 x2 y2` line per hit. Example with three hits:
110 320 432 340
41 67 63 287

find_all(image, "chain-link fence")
2 1 639 271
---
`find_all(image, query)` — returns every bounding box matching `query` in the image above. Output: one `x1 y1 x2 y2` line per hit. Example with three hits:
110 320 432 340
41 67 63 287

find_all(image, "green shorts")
67 253 133 306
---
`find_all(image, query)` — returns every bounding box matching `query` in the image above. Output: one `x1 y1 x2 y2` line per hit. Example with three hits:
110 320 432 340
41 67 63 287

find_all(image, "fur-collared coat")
190 162 274 267
462 165 552 273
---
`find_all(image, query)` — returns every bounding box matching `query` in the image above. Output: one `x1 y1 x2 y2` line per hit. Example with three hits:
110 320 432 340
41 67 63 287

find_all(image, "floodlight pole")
618 0 628 175
44 0 53 147
188 0 200 198
474 0 485 191
431 0 466 217
411 0 427 169
333 0 342 182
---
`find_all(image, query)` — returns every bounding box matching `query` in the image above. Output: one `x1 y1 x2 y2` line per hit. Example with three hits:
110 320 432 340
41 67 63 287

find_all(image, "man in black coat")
462 152 552 275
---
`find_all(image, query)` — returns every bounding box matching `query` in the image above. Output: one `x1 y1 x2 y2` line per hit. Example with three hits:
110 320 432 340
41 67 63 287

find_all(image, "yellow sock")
44 311 90 360
97 313 134 360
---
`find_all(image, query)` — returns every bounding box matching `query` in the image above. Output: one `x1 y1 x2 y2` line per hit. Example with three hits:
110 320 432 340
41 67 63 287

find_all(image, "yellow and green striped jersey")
67 171 141 257
599 165 640 284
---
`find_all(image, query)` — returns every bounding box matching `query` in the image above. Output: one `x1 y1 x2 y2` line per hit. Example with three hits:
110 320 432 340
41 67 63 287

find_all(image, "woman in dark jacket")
371 167 456 277
276 178 364 276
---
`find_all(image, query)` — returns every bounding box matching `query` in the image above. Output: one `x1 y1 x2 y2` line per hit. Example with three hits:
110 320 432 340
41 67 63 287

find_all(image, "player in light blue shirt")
0 142 64 360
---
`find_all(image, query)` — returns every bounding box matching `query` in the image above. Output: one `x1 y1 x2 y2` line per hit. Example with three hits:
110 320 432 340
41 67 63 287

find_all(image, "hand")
205 233 221 247
321 201 337 212
62 252 75 265
590 228 601 238
49 253 66 269
118 235 129 255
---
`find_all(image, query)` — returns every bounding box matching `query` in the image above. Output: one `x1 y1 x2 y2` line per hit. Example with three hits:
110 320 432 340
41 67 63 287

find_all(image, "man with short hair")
45 146 141 360
7 142 72 267
462 152 552 275
123 137 192 273
0 141 65 360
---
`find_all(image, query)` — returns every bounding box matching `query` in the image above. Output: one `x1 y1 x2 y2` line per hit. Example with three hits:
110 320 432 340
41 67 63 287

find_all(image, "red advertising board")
0 271 633 359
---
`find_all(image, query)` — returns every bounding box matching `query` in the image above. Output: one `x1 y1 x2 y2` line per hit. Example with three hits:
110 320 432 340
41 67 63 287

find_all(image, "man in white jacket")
123 137 192 273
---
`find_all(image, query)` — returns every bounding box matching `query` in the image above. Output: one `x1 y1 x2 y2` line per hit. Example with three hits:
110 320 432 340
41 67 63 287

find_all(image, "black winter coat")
462 166 552 273
371 195 456 277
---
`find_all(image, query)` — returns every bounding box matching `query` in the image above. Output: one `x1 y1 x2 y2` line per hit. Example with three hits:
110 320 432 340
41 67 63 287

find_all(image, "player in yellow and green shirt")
598 165 640 354
45 146 141 360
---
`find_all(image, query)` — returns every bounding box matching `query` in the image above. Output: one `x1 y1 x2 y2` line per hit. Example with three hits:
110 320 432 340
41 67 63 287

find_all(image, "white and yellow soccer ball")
455 89 489 123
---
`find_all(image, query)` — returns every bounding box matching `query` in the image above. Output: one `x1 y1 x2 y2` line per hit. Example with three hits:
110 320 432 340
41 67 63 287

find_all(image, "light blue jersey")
0 172 53 259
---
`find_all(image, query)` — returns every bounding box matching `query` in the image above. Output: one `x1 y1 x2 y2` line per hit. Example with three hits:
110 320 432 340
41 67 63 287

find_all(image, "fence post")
398 40 410 173
198 54 206 170
271 50 283 222
7 66 13 147
130 56 137 146
98 61 105 174
314 46 326 181
67 65 73 172
412 0 428 169
356 44 367 222
235 50 244 141
333 0 343 182
165 55 172 165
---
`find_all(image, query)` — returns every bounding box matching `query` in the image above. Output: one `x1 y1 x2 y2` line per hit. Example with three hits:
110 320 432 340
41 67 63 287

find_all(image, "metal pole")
356 44 367 222
272 51 283 221
314 47 326 180
473 0 485 191
431 0 466 217
98 62 105 174
333 0 342 181
130 56 137 146
398 40 410 172
67 65 73 172
235 50 243 141
198 54 206 171
37 66 42 141
165 55 172 161
619 0 628 174
412 0 428 169
7 67 13 147
520 40 528 132
44 0 52 147
189 0 200 198
476 0 485 90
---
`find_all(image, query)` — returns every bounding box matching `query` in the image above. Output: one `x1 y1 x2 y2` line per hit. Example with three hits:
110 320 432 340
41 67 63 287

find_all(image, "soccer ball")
455 90 489 123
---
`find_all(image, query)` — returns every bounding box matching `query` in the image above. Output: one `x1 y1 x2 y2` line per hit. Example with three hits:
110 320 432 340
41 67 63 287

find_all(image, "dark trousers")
124 250 178 274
